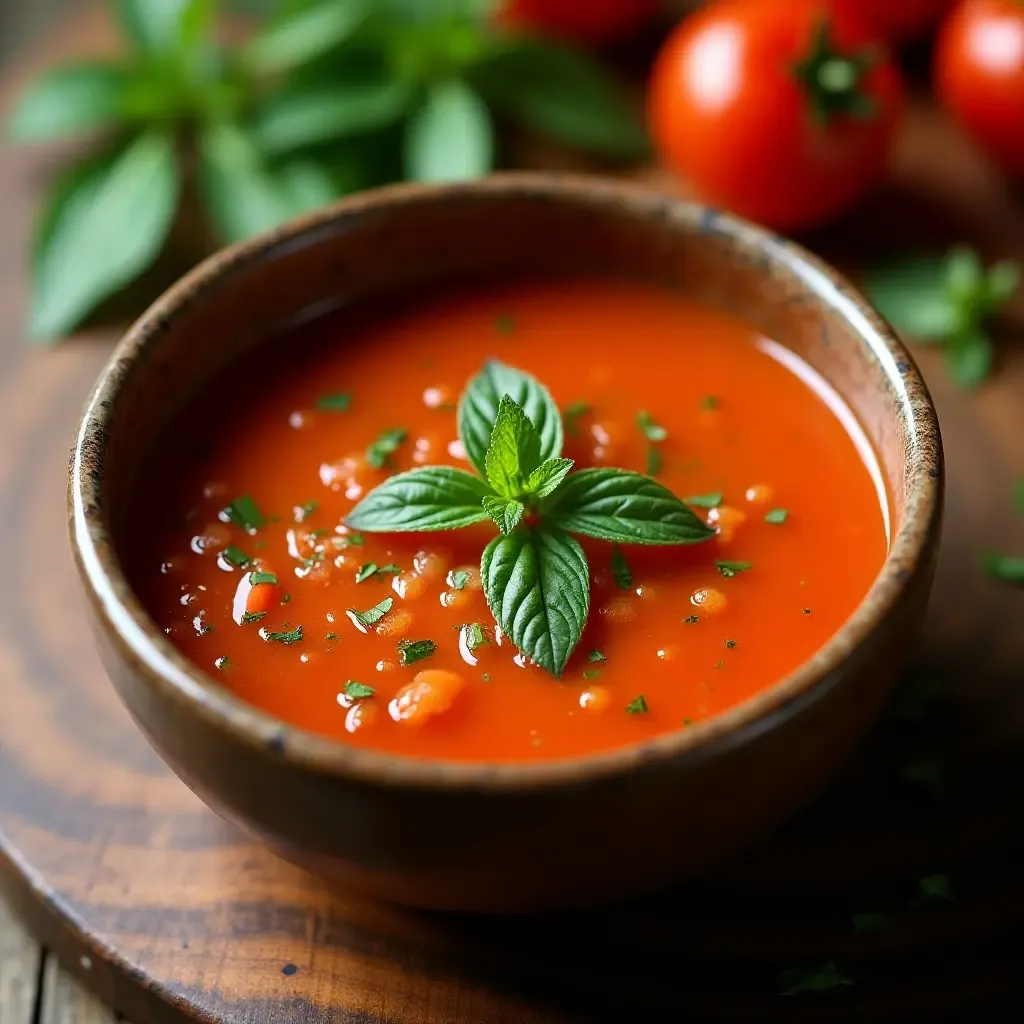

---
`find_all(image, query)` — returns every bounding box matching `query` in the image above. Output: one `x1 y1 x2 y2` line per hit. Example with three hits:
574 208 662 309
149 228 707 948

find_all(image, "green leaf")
546 468 715 545
225 495 265 531
636 409 667 442
264 624 303 644
944 247 985 305
347 467 492 532
985 260 1022 307
765 508 789 524
404 79 493 183
315 392 351 412
397 638 437 666
480 525 589 677
344 680 375 699
116 0 207 53
485 395 542 497
716 560 753 578
625 695 648 715
474 38 648 159
945 328 993 390
366 427 407 468
482 495 525 535
7 63 129 142
254 80 414 155
347 597 393 629
863 255 957 341
198 124 294 243
241 0 370 75
983 552 1024 584
525 457 574 499
459 361 563 478
30 131 179 341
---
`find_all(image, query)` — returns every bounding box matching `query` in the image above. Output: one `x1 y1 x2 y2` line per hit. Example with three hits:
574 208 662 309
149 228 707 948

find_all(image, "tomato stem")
792 17 879 126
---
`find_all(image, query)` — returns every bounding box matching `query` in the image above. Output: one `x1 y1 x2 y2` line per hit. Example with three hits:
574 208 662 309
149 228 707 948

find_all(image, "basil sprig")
348 361 713 676
8 0 648 342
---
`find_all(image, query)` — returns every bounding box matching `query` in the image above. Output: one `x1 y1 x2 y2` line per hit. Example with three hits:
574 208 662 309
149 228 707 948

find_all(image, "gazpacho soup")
132 280 889 763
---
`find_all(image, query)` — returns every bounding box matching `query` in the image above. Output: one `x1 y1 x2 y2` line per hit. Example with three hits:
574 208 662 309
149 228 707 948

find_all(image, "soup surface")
131 279 888 762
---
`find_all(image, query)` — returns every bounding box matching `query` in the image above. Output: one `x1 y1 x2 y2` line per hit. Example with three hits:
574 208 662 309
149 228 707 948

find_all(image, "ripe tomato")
648 0 904 232
839 0 952 41
935 0 1024 175
500 0 659 46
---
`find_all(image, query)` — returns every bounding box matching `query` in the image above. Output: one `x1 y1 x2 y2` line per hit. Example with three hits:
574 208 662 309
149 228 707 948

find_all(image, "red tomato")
648 0 904 232
839 0 952 41
935 0 1024 175
500 0 659 45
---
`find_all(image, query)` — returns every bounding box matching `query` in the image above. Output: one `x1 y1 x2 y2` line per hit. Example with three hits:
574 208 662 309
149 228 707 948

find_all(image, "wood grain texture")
2 9 1024 1023
1 899 41 1024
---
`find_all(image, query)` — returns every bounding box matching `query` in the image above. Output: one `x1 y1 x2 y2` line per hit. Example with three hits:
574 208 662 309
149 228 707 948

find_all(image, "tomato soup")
130 280 888 762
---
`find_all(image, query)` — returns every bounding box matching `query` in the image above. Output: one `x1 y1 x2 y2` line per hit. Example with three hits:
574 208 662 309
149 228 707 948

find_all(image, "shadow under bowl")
69 175 943 913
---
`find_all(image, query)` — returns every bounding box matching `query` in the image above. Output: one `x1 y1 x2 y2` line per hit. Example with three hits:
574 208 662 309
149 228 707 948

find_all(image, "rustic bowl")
69 175 942 913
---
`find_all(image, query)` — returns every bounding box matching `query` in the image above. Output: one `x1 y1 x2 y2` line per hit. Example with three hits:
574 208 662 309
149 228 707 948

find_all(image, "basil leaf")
863 255 957 342
525 457 574 499
984 553 1024 583
985 261 1022 307
946 328 992 390
485 395 542 497
199 125 294 243
481 525 589 677
404 79 494 183
459 361 563 478
473 38 648 159
276 159 346 215
241 0 369 75
347 467 492 532
546 468 715 545
254 79 414 156
116 0 201 53
482 495 525 535
30 131 179 341
7 63 129 142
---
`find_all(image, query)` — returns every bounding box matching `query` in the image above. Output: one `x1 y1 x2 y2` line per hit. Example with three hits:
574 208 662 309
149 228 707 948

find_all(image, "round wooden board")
4 18 1024 1023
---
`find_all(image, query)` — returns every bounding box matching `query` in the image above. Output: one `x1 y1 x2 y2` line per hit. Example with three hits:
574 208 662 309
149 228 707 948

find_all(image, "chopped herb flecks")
316 392 352 412
684 615 699 624
225 495 265 532
717 560 753 578
645 446 662 476
264 624 303 645
397 638 437 666
459 622 489 655
611 544 632 590
214 655 231 670
588 649 607 663
222 545 252 568
355 562 401 584
637 410 666 476
583 668 601 680
725 639 737 649
325 632 339 641
765 508 789 524
700 395 720 411
450 569 471 590
366 428 407 469
249 570 278 586
626 695 649 715
495 313 515 335
917 873 953 903
295 500 317 522
347 597 394 629
344 681 375 700
685 492 723 509
241 610 266 624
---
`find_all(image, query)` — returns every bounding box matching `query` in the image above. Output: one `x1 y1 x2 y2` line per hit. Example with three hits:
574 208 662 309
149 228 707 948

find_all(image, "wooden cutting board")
2 8 1024 1022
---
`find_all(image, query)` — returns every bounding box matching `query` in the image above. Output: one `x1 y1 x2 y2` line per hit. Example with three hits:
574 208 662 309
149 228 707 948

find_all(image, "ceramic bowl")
69 175 942 912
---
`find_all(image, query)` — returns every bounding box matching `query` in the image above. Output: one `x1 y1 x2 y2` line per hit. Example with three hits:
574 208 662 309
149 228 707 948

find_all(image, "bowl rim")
69 173 943 791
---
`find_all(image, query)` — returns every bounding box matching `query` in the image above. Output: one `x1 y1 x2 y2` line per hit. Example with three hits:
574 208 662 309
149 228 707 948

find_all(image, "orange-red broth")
130 280 889 763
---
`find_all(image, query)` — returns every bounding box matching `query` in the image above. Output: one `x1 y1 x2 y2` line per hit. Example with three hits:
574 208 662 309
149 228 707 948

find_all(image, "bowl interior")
84 176 940 775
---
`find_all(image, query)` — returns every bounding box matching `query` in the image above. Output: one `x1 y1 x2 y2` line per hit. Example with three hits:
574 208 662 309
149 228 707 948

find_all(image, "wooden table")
3 6 1024 1024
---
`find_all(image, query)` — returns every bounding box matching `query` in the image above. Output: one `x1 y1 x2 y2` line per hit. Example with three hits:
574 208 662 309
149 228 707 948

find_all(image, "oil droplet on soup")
129 281 888 763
